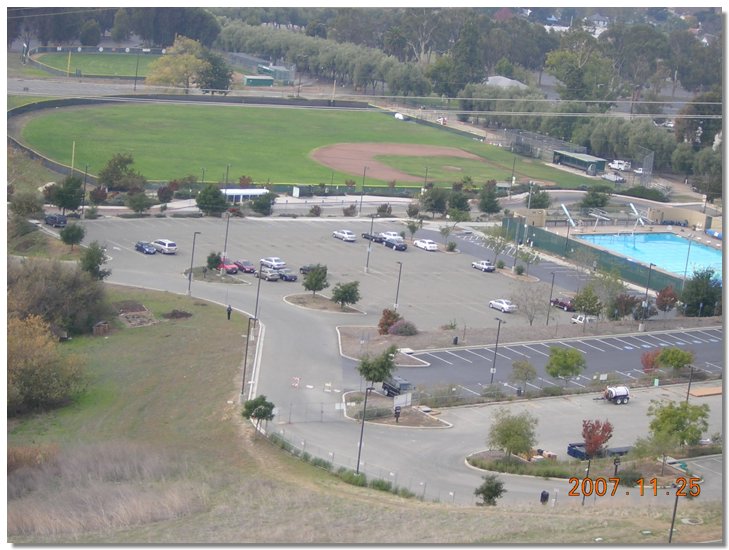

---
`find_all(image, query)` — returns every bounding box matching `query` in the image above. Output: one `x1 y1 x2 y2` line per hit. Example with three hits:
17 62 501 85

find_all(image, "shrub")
207 252 222 270
406 203 420 218
376 203 392 217
617 187 669 202
336 467 367 486
541 386 565 397
378 308 401 335
309 205 322 217
446 241 457 252
388 319 418 336
342 204 357 217
515 265 525 275
368 479 393 492
496 260 505 269
617 469 643 487
308 457 332 470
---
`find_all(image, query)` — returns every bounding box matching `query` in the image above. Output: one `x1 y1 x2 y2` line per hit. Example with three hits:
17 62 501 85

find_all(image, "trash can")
540 490 549 504
516 387 523 396
452 336 458 345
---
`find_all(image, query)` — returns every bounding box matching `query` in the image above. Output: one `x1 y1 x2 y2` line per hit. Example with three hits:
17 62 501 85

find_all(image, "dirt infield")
309 143 483 181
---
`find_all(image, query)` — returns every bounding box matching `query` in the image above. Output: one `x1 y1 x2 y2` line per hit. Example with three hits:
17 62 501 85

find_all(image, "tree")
545 347 586 384
59 223 85 250
420 187 448 218
378 308 402 335
641 349 661 373
406 219 422 242
474 474 506 506
478 182 501 214
648 400 709 447
656 286 679 316
357 345 397 385
98 153 146 192
511 282 547 326
525 185 550 209
80 241 111 280
8 315 87 414
196 49 233 92
79 19 101 46
48 176 84 213
448 191 470 213
515 247 540 277
206 251 222 270
509 360 536 391
10 191 44 218
157 185 174 204
656 347 694 372
488 409 538 462
196 184 228 216
580 187 611 208
251 192 278 216
241 394 276 434
439 225 452 245
608 293 640 321
331 281 360 310
145 35 206 93
681 268 722 317
572 285 602 317
481 226 510 267
302 264 329 296
125 191 154 213
89 186 108 205
582 419 613 458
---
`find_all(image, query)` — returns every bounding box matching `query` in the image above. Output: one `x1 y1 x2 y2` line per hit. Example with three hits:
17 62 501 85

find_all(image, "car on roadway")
332 229 356 242
414 239 438 251
135 241 157 255
260 257 286 269
255 266 281 281
361 232 384 243
471 260 495 272
151 239 177 254
378 231 401 241
44 214 67 227
233 260 256 273
489 299 517 313
550 296 575 311
384 237 407 251
276 268 298 282
218 260 239 274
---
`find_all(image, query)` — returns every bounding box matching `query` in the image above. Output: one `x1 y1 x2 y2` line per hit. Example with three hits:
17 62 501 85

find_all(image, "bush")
376 203 392 217
336 467 367 487
496 260 505 269
617 469 643 487
309 205 322 217
515 265 525 275
388 319 418 336
617 187 669 202
368 479 393 492
406 203 420 218
342 204 357 217
541 386 565 397
308 457 332 470
446 241 457 252
378 308 401 335
85 205 98 219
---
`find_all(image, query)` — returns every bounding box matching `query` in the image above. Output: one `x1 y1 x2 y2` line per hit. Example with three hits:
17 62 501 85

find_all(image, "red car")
550 296 575 311
218 260 239 274
233 260 256 273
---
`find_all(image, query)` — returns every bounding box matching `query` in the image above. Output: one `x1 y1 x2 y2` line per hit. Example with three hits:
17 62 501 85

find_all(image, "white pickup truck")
608 160 631 171
571 314 598 324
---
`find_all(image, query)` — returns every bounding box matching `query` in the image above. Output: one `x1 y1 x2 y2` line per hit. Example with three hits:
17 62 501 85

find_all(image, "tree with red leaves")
641 348 662 373
582 419 614 458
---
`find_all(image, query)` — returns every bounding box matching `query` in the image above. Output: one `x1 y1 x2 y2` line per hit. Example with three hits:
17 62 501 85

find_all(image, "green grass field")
19 102 595 188
35 52 159 77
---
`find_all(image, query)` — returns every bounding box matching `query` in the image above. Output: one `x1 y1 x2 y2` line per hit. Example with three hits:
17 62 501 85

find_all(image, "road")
73 214 723 507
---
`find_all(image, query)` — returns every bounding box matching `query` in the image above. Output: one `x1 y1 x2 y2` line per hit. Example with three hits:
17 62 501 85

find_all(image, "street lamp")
253 260 264 321
642 263 655 322
355 385 373 475
133 49 140 91
222 211 231 264
187 231 201 295
394 261 403 311
359 166 368 216
681 236 693 292
365 215 374 273
564 222 571 255
201 167 206 185
241 316 256 398
81 164 88 219
546 272 556 326
490 317 506 384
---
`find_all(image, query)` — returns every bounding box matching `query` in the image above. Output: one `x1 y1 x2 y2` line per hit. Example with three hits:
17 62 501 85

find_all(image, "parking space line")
667 333 699 345
526 382 541 390
458 384 480 396
568 379 585 388
615 370 637 379
594 338 624 350
445 350 472 363
644 334 681 346
421 353 453 365
538 377 558 387
465 349 491 361
522 344 549 357
557 341 587 353
500 346 530 358
703 362 722 372
579 340 608 352
621 336 655 348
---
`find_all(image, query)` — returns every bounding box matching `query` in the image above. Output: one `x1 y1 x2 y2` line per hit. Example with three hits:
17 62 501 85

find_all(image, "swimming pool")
575 232 723 280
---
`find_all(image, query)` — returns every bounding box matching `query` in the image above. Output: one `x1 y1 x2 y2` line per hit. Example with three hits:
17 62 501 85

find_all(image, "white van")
152 239 177 254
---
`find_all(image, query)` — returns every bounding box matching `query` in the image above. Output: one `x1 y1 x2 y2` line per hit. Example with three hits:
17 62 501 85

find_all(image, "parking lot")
82 215 568 331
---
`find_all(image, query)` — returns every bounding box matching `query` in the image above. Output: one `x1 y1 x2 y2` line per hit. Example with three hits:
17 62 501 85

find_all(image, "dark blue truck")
567 443 633 461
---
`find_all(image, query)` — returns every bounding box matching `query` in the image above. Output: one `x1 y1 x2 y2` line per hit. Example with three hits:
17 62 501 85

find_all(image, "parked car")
217 260 239 274
414 239 438 251
471 260 495 272
384 237 407 251
382 376 413 397
633 167 644 175
276 268 298 282
378 231 401 241
489 299 517 313
233 260 256 273
260 257 286 269
255 266 281 281
571 314 598 324
362 232 385 243
44 214 67 227
135 241 157 255
300 263 326 275
332 229 356 242
151 239 177 254
550 296 575 311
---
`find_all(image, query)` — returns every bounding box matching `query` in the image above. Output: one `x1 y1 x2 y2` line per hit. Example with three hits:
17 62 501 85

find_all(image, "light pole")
225 163 230 193
642 263 655 323
365 215 374 273
564 222 571 255
424 166 429 188
359 166 368 216
685 366 694 403
133 49 140 91
222 212 231 262
355 385 373 475
546 272 556 326
187 231 201 295
81 164 88 219
394 261 403 311
490 317 505 384
201 167 206 185
241 316 256 398
681 236 693 292
253 260 264 321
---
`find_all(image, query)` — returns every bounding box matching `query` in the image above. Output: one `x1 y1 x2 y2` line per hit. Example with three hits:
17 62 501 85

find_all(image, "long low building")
222 188 269 203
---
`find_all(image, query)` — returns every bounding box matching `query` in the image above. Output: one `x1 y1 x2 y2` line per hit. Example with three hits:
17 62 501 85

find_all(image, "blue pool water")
575 232 723 280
